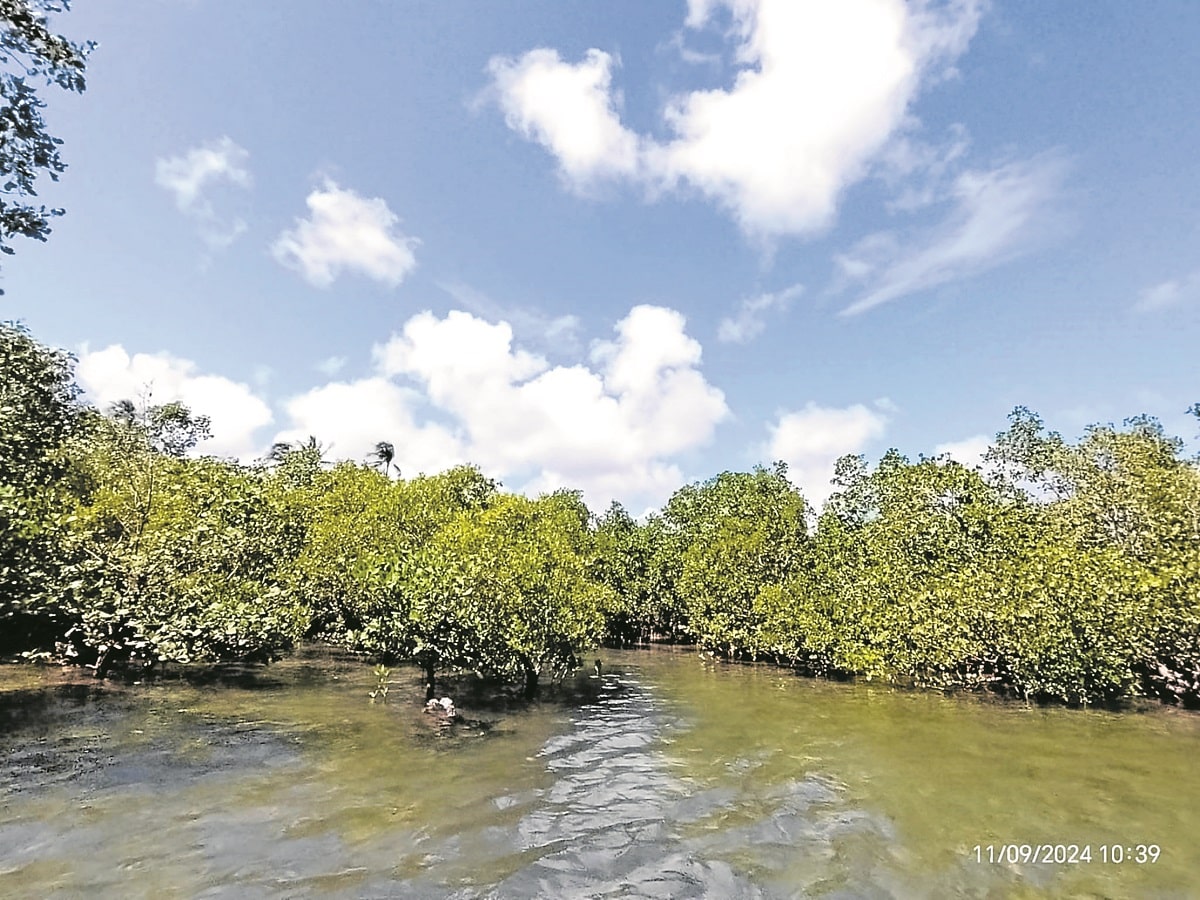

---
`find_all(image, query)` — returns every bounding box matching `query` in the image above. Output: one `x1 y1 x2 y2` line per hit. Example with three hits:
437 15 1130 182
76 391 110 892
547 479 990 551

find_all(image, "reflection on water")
1 645 1198 898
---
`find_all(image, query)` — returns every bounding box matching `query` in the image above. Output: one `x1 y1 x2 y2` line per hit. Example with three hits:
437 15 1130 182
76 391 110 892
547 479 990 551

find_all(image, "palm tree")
266 435 328 468
300 435 327 459
370 440 396 477
108 398 138 424
266 441 293 465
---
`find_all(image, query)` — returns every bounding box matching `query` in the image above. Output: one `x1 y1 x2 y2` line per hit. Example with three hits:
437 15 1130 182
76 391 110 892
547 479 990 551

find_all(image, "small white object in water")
426 696 457 718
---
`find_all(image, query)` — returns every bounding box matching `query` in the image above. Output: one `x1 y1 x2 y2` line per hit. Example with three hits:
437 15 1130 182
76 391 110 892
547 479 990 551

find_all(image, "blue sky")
5 0 1198 512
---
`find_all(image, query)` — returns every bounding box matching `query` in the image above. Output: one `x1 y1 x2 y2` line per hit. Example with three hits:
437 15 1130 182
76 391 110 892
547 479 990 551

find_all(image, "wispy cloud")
438 281 582 354
272 180 419 288
1134 269 1200 313
838 153 1069 316
875 123 972 213
717 283 802 343
658 30 723 67
154 136 251 248
315 355 347 376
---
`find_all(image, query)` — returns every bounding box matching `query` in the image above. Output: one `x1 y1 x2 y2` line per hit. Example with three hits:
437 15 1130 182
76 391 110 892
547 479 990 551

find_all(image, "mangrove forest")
3 320 1199 708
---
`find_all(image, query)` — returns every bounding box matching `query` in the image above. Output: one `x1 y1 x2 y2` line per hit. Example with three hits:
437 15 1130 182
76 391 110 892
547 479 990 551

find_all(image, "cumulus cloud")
271 180 419 287
154 136 251 247
438 280 582 354
487 48 641 190
74 307 728 510
933 434 990 469
717 282 802 343
374 305 728 506
75 344 273 460
653 0 981 235
837 154 1068 315
488 0 983 236
763 401 889 510
274 377 464 475
1134 269 1200 313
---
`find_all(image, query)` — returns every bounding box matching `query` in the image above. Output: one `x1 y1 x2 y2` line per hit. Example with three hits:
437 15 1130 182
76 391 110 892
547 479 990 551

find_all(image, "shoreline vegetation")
3 320 1199 709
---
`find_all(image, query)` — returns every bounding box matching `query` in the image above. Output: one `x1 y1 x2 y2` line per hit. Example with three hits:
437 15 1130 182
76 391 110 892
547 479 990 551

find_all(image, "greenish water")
1 645 1197 898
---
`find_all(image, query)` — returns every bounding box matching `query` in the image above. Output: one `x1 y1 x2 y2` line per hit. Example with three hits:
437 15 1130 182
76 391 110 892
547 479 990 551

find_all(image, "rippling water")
2 645 1198 898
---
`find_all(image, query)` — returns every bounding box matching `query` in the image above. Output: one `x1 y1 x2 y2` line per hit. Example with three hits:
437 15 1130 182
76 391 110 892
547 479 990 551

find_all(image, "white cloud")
155 137 251 211
374 305 728 507
74 307 728 510
876 123 971 212
154 136 251 247
438 281 582 354
271 180 419 287
315 355 347 376
661 30 723 67
1135 269 1200 313
488 0 983 236
933 434 990 469
831 232 899 283
717 282 802 343
275 377 464 476
487 48 641 189
763 401 889 510
838 154 1068 315
654 0 981 235
75 344 273 460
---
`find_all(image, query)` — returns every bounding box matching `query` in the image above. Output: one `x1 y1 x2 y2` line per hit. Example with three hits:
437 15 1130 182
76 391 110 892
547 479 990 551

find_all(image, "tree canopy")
2 322 1198 707
0 0 92 271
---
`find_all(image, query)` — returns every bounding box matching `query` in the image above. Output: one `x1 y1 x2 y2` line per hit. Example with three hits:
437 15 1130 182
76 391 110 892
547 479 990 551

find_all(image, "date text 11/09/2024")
972 844 1161 865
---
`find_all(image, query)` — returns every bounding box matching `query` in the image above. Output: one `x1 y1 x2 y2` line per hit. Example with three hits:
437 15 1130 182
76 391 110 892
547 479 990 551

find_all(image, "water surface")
2 646 1197 898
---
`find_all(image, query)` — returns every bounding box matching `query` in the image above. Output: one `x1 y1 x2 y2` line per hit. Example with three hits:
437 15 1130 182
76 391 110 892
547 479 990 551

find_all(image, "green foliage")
1 1 94 266
0 344 307 670
462 491 613 693
661 463 810 657
342 485 612 696
591 503 685 643
265 436 326 491
368 664 391 703
286 463 500 646
2 318 1198 708
62 422 308 670
0 319 78 485
280 461 395 639
0 320 80 647
755 415 1200 705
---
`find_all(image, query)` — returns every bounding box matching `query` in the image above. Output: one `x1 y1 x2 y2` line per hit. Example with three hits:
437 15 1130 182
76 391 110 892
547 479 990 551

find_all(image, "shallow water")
1 645 1197 898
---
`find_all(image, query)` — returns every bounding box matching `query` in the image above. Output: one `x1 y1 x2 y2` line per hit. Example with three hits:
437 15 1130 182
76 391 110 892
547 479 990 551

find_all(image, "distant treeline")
3 321 1199 706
